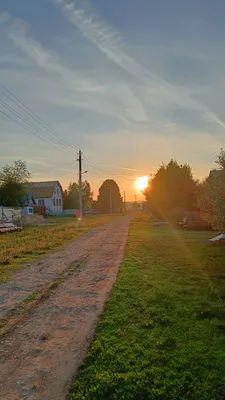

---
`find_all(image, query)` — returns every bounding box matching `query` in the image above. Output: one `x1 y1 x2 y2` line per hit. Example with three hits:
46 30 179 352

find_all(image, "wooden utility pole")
78 149 83 220
109 183 112 214
124 191 126 214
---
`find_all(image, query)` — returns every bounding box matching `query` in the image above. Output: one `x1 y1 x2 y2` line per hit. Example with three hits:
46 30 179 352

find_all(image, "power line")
0 99 78 158
30 159 78 174
0 84 154 184
0 84 79 157
82 153 102 179
0 102 79 159
0 84 79 151
209 147 223 156
0 109 53 146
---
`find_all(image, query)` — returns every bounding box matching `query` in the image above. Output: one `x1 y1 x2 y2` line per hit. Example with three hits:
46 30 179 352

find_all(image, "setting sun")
135 176 149 192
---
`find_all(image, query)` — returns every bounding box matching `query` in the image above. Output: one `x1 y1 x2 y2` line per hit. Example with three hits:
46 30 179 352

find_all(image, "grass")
0 214 113 283
69 213 225 400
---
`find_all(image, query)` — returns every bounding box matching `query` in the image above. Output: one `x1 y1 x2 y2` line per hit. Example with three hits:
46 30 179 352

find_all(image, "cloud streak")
0 11 149 126
53 0 225 129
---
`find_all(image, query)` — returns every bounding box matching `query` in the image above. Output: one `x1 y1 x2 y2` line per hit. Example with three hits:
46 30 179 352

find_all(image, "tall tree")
97 179 123 214
198 150 225 230
63 182 79 210
0 160 30 207
82 181 93 211
144 159 198 220
63 180 93 211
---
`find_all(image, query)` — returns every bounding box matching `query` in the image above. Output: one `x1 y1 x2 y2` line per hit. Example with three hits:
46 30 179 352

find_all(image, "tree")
0 160 30 207
63 182 79 210
63 180 93 211
144 159 198 220
82 181 93 211
198 150 225 230
97 179 123 214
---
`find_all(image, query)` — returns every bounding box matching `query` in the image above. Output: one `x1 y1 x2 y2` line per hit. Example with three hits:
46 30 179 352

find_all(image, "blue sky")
0 0 224 199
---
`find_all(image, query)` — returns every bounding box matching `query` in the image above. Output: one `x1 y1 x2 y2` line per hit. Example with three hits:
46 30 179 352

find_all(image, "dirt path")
0 215 132 400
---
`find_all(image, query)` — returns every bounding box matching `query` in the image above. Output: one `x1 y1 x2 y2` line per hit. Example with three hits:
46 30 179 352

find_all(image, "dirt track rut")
0 215 132 400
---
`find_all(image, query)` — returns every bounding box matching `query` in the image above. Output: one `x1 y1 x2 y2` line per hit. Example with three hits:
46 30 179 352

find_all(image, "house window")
53 199 55 207
56 199 58 206
57 189 59 195
38 199 44 206
58 199 61 207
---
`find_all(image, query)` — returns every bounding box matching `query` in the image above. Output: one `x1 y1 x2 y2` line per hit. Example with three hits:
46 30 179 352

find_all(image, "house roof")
209 169 223 178
27 181 62 199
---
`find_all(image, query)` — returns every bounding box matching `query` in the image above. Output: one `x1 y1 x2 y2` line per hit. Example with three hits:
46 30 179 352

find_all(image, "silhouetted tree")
0 160 30 207
97 179 123 214
198 150 225 230
144 159 198 220
63 180 93 211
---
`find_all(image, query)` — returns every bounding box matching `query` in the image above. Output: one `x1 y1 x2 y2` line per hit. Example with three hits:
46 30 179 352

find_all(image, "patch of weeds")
68 265 76 273
22 292 37 304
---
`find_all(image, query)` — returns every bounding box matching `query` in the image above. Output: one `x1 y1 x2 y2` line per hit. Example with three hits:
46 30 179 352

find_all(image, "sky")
0 0 225 200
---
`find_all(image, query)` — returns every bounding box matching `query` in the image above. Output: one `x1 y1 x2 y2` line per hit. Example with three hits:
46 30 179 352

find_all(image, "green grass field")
69 213 225 400
0 215 113 283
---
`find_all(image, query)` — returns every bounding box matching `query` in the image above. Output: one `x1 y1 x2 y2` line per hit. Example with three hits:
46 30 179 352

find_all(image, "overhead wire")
82 153 102 179
0 102 78 158
0 84 79 151
0 109 53 146
30 159 78 175
0 84 79 158
0 84 153 183
209 147 223 157
0 99 78 158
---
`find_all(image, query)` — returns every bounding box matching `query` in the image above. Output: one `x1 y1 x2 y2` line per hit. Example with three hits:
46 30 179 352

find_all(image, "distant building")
209 169 223 178
27 181 63 213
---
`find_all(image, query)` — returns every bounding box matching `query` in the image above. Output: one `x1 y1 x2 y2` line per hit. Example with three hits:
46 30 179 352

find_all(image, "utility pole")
135 193 137 211
78 149 83 220
123 191 126 214
109 183 112 214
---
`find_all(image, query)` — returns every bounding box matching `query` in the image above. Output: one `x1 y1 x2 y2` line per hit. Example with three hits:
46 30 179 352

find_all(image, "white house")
28 181 63 213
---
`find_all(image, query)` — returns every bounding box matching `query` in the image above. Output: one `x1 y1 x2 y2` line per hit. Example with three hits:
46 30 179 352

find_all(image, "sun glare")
136 176 149 191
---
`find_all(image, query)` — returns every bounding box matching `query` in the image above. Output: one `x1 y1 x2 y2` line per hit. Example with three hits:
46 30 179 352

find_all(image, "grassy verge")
0 215 113 283
69 213 225 400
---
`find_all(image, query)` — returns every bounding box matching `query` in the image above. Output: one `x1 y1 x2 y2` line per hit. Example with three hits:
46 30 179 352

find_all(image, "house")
209 169 223 178
22 206 34 216
27 181 63 213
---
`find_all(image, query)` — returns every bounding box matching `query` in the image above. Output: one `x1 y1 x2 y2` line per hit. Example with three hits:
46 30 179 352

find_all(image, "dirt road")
0 215 132 400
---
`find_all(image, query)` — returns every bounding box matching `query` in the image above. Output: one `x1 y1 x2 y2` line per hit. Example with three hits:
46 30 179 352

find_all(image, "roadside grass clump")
0 215 113 282
69 213 225 400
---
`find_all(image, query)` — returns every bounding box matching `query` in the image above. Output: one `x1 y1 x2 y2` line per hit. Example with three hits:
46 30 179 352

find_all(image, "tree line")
0 162 123 214
1 151 225 228
144 149 225 230
63 178 123 213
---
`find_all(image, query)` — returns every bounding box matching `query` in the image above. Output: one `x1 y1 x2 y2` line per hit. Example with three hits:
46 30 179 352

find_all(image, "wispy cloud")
53 0 225 129
0 11 149 126
2 15 101 93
